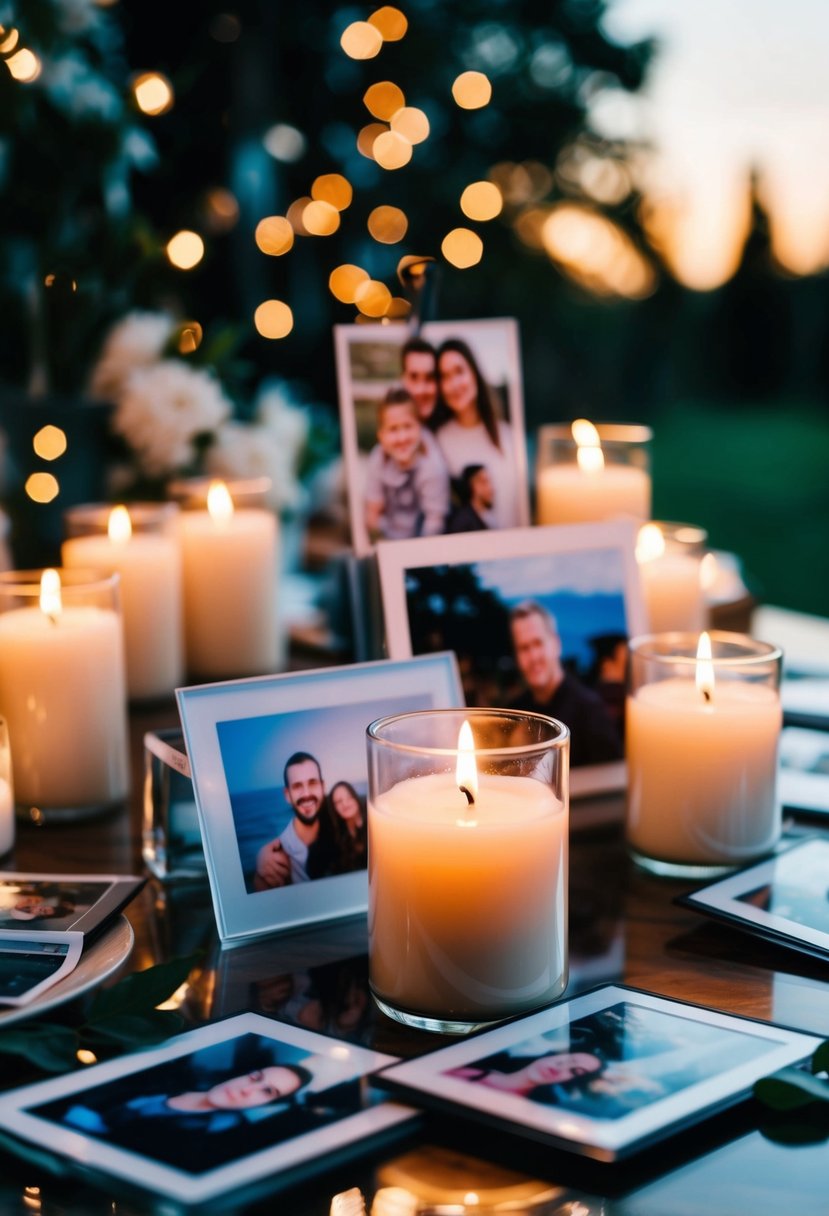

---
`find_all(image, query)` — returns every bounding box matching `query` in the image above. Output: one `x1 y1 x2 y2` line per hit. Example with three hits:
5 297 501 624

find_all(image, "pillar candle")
0 777 12 855
0 572 129 810
636 523 706 634
369 773 567 1022
178 482 278 677
62 506 184 700
536 462 651 525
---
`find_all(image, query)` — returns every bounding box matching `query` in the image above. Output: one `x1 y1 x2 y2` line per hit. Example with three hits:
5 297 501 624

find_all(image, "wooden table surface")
2 694 828 1215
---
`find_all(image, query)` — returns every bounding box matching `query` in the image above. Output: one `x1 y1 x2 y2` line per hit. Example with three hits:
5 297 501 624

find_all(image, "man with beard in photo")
254 752 336 890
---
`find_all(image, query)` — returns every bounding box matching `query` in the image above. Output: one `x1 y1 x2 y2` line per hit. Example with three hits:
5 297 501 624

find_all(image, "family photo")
216 694 432 895
335 318 529 555
378 523 645 776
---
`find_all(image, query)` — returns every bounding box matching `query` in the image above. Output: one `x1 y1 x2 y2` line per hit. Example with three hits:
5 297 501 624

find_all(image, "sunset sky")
596 0 829 287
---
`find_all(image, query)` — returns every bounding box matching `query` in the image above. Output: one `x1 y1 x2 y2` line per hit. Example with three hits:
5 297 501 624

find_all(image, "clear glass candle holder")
626 631 783 879
63 502 184 702
0 568 129 822
535 422 652 525
0 717 14 855
636 520 709 635
367 708 569 1035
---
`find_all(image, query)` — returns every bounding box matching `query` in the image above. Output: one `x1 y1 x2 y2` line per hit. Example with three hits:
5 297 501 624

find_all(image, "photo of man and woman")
335 318 528 555
216 693 432 895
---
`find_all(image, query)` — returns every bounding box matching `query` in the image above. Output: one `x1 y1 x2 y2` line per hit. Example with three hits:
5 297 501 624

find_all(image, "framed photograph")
376 519 647 797
374 984 821 1163
334 318 529 556
176 653 464 942
0 873 145 940
678 836 829 962
0 931 83 1006
0 1012 417 1210
778 726 829 815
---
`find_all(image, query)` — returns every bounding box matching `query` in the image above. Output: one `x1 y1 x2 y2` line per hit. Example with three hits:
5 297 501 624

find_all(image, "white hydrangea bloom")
88 311 175 403
113 361 231 478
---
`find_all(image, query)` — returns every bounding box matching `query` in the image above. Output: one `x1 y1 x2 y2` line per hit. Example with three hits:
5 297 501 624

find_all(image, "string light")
368 6 408 40
390 106 429 144
25 473 59 503
460 181 503 221
441 228 483 268
373 130 412 170
311 174 353 211
303 199 341 236
368 205 408 243
32 426 67 461
166 231 204 270
254 300 294 339
132 71 174 116
364 81 405 121
329 264 370 303
255 216 294 255
451 71 491 109
340 21 383 60
354 280 392 316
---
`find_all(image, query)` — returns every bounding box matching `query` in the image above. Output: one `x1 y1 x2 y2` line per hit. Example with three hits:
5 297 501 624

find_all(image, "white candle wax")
179 508 278 677
639 553 706 634
626 679 781 865
0 606 129 809
369 772 567 1021
536 463 651 525
62 532 184 700
0 776 13 855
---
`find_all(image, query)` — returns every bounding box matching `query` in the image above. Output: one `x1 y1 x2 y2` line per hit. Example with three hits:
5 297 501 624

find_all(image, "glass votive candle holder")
0 717 14 855
367 708 569 1035
626 630 783 878
535 422 652 525
636 521 709 635
0 568 129 822
62 502 184 702
142 727 206 882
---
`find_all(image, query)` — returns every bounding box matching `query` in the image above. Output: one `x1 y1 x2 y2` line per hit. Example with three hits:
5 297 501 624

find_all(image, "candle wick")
702 688 711 704
47 614 58 627
459 785 475 806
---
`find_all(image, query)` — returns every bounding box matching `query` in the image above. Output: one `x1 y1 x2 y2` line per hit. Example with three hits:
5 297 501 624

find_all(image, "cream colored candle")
536 421 651 525
369 772 567 1022
0 777 12 855
62 506 184 700
636 524 705 634
626 677 782 867
0 571 129 810
179 481 278 677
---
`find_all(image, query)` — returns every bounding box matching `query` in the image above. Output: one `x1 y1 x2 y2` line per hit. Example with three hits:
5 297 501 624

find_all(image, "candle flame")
695 631 715 703
636 523 665 563
108 504 132 544
40 568 62 619
207 480 234 524
576 444 604 472
572 419 604 473
455 720 478 804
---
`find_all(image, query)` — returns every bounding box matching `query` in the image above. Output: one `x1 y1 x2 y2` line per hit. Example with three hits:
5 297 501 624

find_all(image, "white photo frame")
176 653 464 943
374 984 821 1163
0 1012 417 1209
334 318 530 556
376 519 647 798
678 836 829 962
0 931 83 1006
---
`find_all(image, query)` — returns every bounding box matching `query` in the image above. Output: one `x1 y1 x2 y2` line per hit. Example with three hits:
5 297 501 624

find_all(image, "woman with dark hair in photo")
431 337 520 529
328 781 368 873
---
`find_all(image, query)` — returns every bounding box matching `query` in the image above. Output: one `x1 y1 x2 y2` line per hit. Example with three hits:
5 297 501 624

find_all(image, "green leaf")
754 1067 829 1110
82 1009 185 1049
811 1040 829 1075
85 952 201 1022
0 1024 79 1073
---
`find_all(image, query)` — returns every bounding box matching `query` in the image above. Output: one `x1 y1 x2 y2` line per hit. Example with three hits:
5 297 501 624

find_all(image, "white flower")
88 311 175 403
205 419 306 513
113 361 231 478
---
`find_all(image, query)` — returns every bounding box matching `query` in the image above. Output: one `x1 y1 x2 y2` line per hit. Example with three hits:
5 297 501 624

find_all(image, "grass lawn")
651 398 829 617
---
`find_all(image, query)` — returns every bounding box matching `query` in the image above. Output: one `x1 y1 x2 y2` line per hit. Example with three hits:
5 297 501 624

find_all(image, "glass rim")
367 706 570 758
628 630 782 668
639 519 708 546
537 422 653 444
64 501 179 523
0 567 121 594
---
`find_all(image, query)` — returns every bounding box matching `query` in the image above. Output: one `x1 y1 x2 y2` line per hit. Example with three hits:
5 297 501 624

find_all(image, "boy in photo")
363 387 450 542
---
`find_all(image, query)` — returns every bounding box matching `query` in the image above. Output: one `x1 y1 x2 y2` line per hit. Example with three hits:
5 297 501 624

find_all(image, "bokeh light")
32 426 67 461
255 216 294 255
460 181 503 221
203 187 239 234
6 47 40 82
303 199 341 236
386 296 412 319
441 228 484 268
368 6 408 41
132 71 174 116
0 28 20 54
263 123 307 163
340 21 383 60
373 130 412 170
286 196 312 235
364 81 405 121
368 205 408 243
357 123 388 159
177 322 203 354
254 300 294 339
329 264 370 304
354 280 392 317
25 473 59 503
166 230 205 270
311 174 353 211
390 106 429 144
451 71 491 110
541 204 656 299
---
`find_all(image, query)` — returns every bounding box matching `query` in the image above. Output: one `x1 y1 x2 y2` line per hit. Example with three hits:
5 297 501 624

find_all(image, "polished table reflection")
2 693 828 1216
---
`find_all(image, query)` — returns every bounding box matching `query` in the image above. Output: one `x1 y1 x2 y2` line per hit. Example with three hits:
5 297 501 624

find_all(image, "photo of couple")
216 693 432 896
335 318 529 555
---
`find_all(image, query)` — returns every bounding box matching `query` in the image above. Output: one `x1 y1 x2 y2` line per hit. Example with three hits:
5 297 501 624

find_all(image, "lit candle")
368 713 568 1029
536 420 651 525
0 569 129 813
0 716 13 854
636 522 706 634
178 480 278 677
62 505 184 700
626 631 782 871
